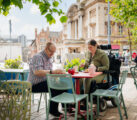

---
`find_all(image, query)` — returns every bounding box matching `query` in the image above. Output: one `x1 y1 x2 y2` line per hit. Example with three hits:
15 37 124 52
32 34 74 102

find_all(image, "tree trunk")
128 28 132 62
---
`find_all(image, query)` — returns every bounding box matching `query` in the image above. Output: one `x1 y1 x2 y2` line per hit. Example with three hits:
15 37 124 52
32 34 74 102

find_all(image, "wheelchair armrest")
103 70 115 74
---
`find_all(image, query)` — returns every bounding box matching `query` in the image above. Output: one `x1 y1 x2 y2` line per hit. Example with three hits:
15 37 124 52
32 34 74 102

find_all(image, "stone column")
88 11 90 38
67 22 71 39
75 20 77 39
78 15 83 38
96 5 105 36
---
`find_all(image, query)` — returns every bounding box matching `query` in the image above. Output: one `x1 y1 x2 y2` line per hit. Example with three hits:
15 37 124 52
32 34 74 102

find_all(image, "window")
40 38 46 42
119 25 123 35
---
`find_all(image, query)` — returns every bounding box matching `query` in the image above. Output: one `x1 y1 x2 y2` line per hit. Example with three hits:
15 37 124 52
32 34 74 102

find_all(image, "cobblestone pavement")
31 76 137 120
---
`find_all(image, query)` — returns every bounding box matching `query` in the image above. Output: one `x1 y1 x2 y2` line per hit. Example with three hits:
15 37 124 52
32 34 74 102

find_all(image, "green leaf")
0 0 3 5
53 1 59 7
60 16 68 23
49 18 56 25
2 0 10 7
52 8 58 13
45 13 53 22
11 0 23 9
32 0 39 4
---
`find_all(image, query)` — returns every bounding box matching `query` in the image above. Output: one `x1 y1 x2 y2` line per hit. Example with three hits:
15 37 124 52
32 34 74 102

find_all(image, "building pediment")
67 4 78 17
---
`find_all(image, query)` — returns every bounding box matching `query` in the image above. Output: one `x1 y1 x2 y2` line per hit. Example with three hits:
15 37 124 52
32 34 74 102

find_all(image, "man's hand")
52 69 66 74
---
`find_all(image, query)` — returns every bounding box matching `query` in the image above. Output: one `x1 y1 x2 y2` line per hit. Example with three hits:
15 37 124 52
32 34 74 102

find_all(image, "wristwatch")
50 70 52 74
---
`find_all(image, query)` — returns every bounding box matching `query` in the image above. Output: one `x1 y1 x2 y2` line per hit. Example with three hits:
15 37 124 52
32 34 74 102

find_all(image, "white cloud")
30 5 40 15
19 24 41 39
49 15 63 32
6 15 20 23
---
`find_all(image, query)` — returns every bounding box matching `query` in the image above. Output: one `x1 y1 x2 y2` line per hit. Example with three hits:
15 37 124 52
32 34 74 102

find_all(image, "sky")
0 0 76 40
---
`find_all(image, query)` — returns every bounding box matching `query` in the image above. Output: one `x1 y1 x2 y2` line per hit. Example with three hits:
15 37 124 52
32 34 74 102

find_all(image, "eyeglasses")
48 48 55 53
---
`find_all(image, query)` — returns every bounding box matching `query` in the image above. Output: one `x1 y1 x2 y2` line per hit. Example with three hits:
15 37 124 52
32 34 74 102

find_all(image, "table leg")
75 78 80 113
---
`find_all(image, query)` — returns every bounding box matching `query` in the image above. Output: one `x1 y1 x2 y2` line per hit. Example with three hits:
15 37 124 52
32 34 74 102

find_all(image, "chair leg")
75 102 78 120
32 93 34 104
97 96 99 117
37 93 42 112
45 93 47 115
90 95 93 120
121 94 128 119
116 97 123 120
46 99 50 120
64 103 67 120
86 96 89 120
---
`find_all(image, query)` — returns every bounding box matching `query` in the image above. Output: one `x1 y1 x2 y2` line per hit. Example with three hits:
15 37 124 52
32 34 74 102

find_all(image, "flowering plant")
4 56 23 69
64 58 85 72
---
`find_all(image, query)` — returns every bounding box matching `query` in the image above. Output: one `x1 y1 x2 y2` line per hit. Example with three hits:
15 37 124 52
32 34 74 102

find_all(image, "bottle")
88 64 96 75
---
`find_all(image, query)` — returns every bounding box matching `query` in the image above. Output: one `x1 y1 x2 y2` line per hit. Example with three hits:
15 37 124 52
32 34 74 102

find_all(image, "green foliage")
0 0 68 24
60 16 68 23
64 58 85 72
109 0 137 42
4 56 23 69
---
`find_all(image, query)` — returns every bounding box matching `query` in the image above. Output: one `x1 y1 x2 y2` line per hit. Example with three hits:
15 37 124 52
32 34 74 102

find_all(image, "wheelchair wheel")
111 96 122 107
99 98 107 112
111 88 122 107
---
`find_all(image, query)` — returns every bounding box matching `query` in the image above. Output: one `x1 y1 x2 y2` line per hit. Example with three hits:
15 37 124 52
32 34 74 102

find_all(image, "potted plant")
64 58 85 72
4 56 23 69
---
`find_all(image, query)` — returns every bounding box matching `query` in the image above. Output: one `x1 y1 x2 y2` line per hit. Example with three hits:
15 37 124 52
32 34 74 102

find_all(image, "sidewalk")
30 76 137 120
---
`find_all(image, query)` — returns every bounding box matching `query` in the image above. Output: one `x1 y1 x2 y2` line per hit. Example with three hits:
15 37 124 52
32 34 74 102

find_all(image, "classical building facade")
62 0 129 54
29 27 63 62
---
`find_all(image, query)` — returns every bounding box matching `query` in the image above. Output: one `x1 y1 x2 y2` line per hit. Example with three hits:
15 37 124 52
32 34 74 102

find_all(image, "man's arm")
34 69 65 77
34 70 51 77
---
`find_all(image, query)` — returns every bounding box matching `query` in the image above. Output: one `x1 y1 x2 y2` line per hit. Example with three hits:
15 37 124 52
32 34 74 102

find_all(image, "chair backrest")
22 69 29 81
116 70 128 95
46 74 76 100
0 70 7 81
0 81 31 120
130 66 137 89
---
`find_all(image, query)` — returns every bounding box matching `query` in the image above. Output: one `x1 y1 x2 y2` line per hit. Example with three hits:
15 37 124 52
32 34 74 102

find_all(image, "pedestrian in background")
124 49 130 66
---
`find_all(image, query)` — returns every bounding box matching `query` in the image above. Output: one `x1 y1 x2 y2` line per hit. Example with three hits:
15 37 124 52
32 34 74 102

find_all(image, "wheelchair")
92 45 122 112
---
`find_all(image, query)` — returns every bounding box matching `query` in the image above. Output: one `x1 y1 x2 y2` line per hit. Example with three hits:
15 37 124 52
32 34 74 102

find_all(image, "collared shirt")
28 50 53 85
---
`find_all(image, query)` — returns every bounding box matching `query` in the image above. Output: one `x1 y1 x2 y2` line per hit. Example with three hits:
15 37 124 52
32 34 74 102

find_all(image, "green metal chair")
130 65 137 89
22 70 47 112
46 74 89 120
0 70 7 81
90 70 128 120
0 80 31 120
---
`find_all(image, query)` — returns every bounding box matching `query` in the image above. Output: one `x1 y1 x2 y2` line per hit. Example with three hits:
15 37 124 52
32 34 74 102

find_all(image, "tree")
109 0 137 60
0 0 68 24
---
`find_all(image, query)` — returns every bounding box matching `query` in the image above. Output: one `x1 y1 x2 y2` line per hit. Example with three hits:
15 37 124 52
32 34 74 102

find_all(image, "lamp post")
9 19 12 58
107 0 111 45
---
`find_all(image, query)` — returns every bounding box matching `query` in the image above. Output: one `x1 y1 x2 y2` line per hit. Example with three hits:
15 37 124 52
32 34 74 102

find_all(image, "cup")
88 65 96 75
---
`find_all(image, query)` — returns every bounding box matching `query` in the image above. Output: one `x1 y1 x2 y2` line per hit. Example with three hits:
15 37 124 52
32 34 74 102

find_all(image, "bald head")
45 42 55 49
45 42 56 58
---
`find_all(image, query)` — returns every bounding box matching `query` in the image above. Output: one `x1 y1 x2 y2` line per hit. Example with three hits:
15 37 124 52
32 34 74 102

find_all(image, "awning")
111 45 120 49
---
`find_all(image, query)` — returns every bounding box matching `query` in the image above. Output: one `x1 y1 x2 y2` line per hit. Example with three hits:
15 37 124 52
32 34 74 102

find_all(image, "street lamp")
9 19 12 58
107 0 111 45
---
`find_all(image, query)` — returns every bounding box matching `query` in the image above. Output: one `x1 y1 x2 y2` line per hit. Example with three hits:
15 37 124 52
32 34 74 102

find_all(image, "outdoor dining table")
72 72 102 113
0 69 29 81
